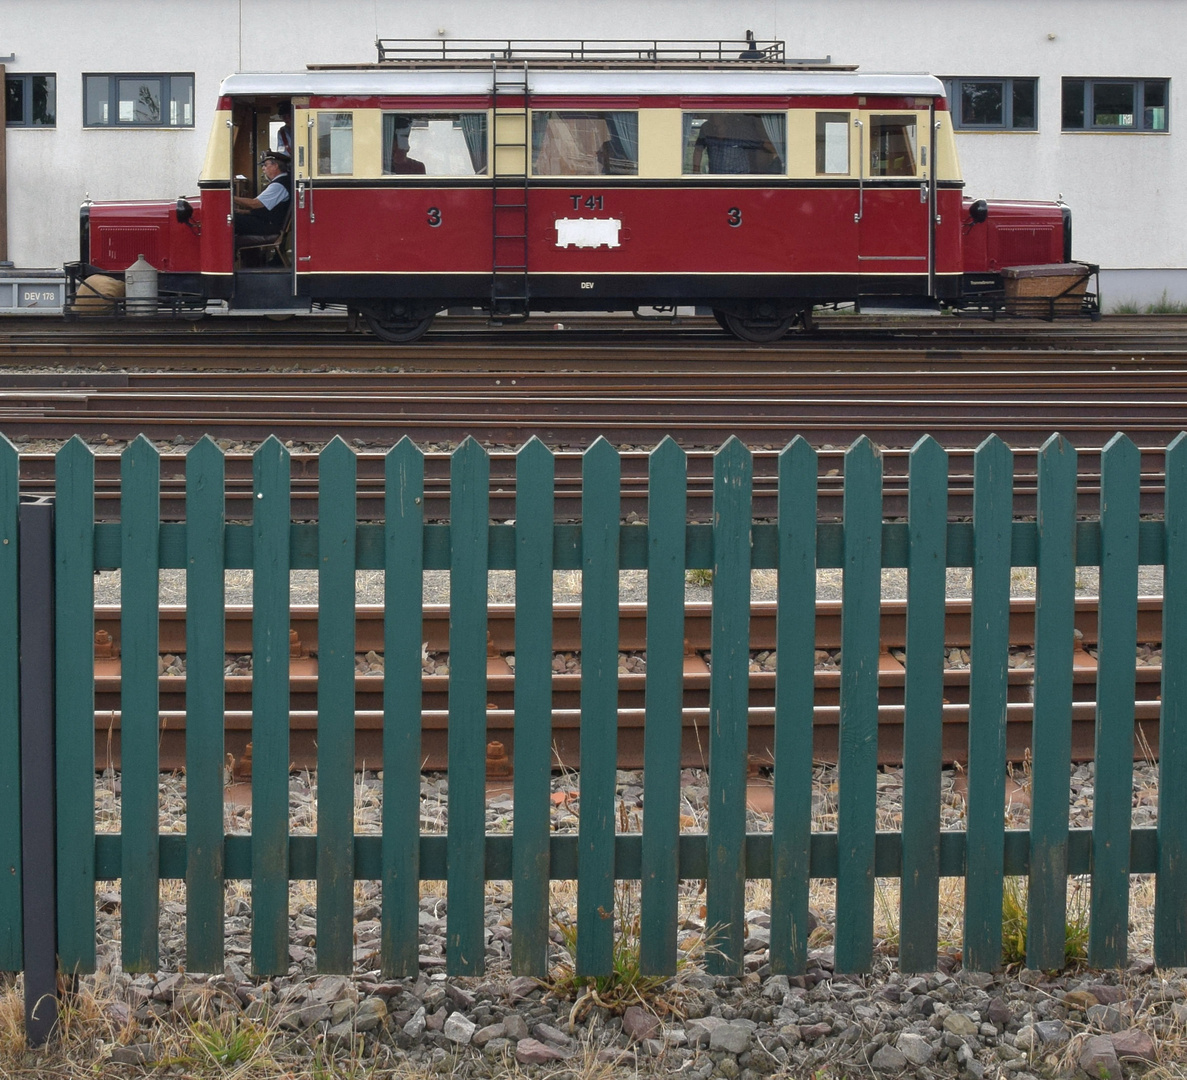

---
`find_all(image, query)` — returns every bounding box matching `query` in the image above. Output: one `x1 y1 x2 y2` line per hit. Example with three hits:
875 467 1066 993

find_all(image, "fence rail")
2 430 1186 1040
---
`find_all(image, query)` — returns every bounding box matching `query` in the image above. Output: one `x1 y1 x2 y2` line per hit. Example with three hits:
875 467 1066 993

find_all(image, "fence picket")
1089 433 1139 968
251 437 292 976
835 437 883 974
512 437 555 976
1156 432 1187 964
382 437 425 977
899 436 948 972
120 436 161 972
447 438 489 975
577 438 621 975
184 437 226 972
0 436 20 970
769 436 817 975
55 436 96 973
640 438 687 975
706 437 752 975
1027 434 1077 970
317 438 358 973
963 435 1014 971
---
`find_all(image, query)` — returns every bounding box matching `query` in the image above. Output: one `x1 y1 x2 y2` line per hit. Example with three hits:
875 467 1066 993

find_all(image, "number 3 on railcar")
69 39 1080 342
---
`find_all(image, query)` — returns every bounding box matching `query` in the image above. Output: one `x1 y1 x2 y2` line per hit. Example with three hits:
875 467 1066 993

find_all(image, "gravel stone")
896 1030 934 1065
710 1021 754 1055
622 1004 660 1042
1079 1035 1123 1080
443 1011 477 1045
515 1037 569 1064
1111 1026 1157 1061
943 1012 980 1041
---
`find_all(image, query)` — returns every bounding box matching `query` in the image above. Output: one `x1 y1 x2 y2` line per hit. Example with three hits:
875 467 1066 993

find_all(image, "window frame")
381 111 489 178
815 111 850 175
941 77 1038 131
1061 77 1169 132
315 110 354 175
5 73 56 128
682 111 787 176
82 72 195 128
530 110 639 178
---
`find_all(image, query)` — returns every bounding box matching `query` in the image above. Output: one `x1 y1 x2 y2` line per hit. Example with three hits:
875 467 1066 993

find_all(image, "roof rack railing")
374 38 793 65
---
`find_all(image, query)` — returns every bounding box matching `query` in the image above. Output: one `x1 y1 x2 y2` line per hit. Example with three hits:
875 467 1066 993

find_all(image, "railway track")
6 444 1175 520
2 365 1187 450
4 312 1187 366
89 598 1163 774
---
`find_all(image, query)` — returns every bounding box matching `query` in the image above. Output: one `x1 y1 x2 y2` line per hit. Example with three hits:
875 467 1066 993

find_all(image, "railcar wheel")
712 308 732 332
720 310 795 343
361 306 437 343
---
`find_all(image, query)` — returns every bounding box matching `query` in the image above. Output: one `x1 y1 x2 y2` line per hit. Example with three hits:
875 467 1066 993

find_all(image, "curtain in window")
603 112 638 174
381 114 396 171
460 114 487 174
760 114 787 167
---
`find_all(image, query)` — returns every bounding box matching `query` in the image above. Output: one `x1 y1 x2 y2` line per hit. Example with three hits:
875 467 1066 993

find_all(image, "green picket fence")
1 430 1186 990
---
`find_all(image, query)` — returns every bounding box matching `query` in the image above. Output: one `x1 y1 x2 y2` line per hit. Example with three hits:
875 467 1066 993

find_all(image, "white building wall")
2 0 1181 303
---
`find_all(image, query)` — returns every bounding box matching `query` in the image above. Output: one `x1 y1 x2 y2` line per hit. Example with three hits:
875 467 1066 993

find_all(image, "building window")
83 73 194 127
5 74 56 127
942 78 1037 130
1062 78 1168 131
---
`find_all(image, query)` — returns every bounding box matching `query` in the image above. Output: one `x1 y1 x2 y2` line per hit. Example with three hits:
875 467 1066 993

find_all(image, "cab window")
531 111 638 176
868 115 917 177
317 111 353 175
684 112 786 174
383 113 488 176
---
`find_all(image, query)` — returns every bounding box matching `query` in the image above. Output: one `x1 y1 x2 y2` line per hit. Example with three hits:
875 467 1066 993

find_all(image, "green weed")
1000 876 1089 969
686 568 713 587
190 1017 264 1067
1146 290 1187 314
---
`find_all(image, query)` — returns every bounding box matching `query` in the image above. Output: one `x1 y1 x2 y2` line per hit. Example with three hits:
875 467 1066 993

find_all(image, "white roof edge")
218 69 944 98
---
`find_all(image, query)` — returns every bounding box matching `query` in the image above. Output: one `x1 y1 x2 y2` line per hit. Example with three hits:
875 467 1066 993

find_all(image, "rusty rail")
88 598 1165 772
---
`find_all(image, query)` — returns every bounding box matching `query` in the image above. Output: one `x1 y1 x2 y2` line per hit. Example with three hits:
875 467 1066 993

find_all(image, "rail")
2 430 1187 1041
373 38 793 65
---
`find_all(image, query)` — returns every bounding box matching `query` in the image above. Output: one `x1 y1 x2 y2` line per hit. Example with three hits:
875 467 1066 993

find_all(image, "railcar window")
684 113 786 175
83 73 193 127
531 112 638 176
1062 78 1168 131
941 78 1037 130
815 112 849 174
317 112 354 175
868 116 917 177
382 113 487 176
5 74 55 127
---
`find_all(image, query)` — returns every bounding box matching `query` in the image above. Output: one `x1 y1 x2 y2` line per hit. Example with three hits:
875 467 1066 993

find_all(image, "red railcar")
70 40 1088 341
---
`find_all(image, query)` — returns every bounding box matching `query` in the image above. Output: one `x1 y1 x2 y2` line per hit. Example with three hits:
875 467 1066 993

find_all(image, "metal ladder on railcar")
491 62 530 319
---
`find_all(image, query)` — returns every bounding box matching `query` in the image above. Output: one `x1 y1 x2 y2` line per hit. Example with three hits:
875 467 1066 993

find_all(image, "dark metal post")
18 495 56 1045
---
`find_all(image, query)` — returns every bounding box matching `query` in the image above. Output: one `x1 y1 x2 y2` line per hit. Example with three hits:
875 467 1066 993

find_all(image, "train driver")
233 151 291 244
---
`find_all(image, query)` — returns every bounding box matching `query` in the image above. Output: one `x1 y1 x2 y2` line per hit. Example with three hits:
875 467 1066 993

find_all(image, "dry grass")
0 747 1174 1076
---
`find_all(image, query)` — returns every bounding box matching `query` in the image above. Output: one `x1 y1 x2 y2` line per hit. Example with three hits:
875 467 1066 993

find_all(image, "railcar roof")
219 69 944 99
